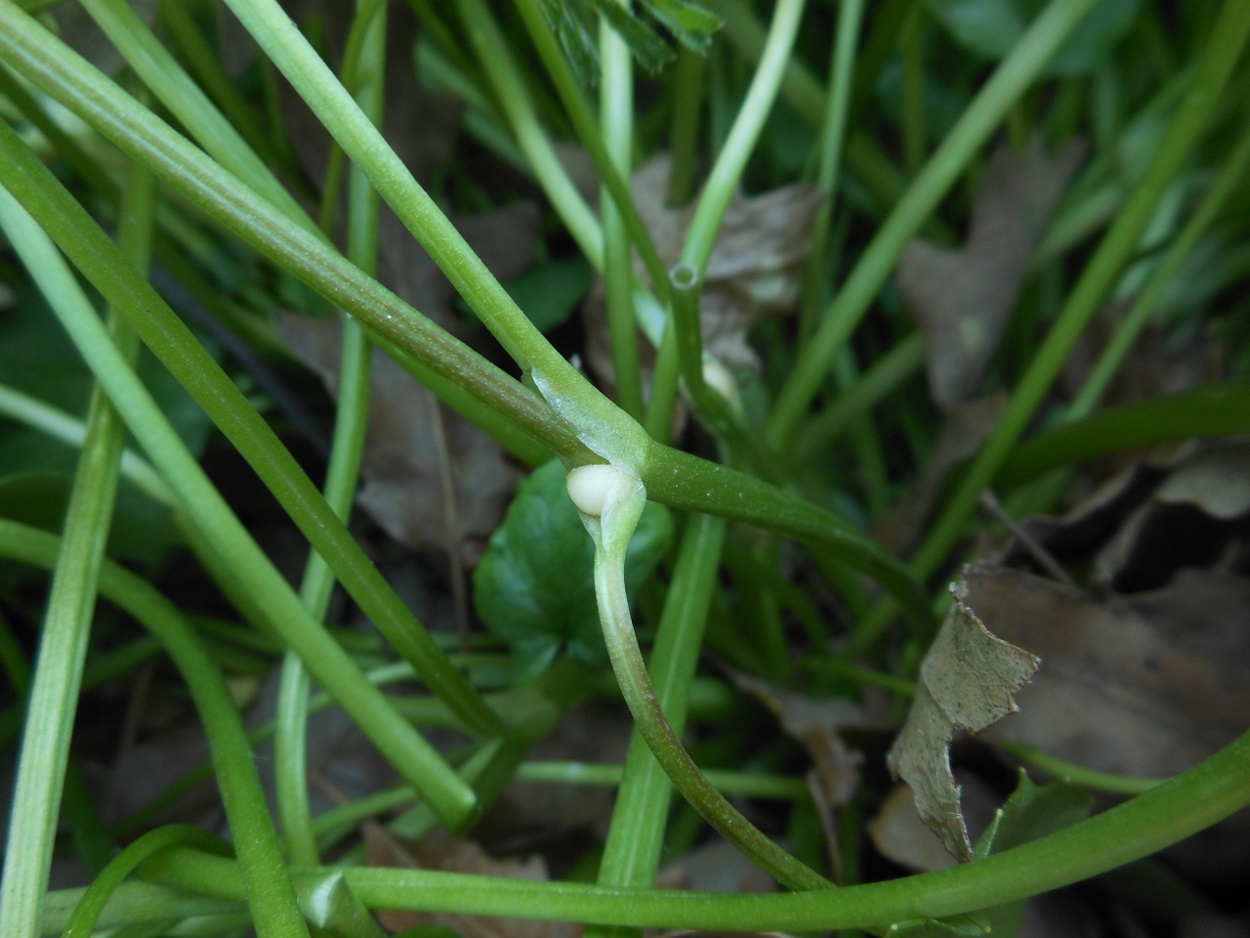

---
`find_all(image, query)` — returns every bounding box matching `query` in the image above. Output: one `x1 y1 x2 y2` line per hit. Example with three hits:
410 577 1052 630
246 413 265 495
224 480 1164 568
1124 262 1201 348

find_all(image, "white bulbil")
566 464 624 517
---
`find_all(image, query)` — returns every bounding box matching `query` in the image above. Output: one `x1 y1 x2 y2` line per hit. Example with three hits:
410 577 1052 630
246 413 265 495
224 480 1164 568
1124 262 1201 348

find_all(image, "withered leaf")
585 154 824 383
887 573 1040 861
899 139 1085 410
274 314 518 552
728 670 868 807
965 563 1250 779
875 394 1006 555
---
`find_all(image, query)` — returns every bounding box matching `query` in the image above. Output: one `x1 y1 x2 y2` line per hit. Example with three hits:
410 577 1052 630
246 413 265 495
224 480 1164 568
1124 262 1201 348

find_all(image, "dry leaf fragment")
964 563 1250 779
887 574 1040 861
899 139 1085 410
585 154 824 383
274 314 518 553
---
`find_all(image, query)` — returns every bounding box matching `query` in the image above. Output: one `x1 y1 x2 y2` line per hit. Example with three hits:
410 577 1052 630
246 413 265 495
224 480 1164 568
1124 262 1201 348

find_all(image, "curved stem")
577 467 829 891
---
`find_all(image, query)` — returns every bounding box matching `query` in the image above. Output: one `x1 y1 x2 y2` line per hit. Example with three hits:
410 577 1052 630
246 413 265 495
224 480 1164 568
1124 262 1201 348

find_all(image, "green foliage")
473 459 672 680
925 0 1140 75
503 257 593 333
535 0 720 82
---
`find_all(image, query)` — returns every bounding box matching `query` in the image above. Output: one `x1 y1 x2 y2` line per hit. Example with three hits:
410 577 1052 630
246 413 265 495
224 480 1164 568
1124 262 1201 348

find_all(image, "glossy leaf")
473 459 672 680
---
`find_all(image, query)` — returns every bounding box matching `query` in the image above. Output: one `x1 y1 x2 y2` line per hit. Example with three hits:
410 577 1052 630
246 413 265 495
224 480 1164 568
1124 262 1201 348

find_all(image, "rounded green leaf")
473 459 672 681
925 0 1140 76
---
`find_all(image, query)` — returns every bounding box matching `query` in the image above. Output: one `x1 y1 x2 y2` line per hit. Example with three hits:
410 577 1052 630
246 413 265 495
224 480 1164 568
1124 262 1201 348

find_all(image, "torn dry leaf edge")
887 571 1040 861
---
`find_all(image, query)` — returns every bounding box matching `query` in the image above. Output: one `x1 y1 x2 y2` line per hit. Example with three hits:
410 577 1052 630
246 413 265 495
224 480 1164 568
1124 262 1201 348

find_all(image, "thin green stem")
578 467 828 891
600 7 645 420
453 0 603 266
798 0 865 340
666 49 705 207
670 265 780 478
0 165 152 938
769 0 1098 449
793 333 924 461
1069 122 1250 419
277 0 386 869
591 512 727 931
680 0 807 274
911 1 1250 579
0 522 311 938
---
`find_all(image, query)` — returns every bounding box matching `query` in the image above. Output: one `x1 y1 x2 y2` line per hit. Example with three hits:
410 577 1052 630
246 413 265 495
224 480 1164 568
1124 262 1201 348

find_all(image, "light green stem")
579 468 829 891
0 166 151 938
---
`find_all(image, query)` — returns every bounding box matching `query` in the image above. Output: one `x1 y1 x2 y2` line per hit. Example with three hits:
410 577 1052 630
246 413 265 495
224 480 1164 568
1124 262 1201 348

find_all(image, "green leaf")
503 257 593 333
535 0 721 84
473 459 673 681
970 773 1094 937
924 0 1140 76
975 771 1093 860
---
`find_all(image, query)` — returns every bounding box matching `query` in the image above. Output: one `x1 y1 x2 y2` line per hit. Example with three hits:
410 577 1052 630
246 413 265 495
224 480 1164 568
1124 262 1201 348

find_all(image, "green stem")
1069 122 1250 418
680 0 807 274
798 0 865 340
578 467 828 891
768 0 1098 449
911 0 1250 579
454 0 603 266
0 166 151 938
600 7 645 420
0 521 310 938
591 513 727 925
666 48 705 207
277 0 385 870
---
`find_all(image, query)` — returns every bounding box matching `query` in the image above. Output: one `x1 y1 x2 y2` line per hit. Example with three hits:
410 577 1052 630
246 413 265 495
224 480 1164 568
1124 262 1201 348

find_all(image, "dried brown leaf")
965 563 1250 779
887 574 1040 861
585 154 824 383
728 670 868 806
899 139 1085 410
875 395 1006 554
274 314 518 552
365 825 580 938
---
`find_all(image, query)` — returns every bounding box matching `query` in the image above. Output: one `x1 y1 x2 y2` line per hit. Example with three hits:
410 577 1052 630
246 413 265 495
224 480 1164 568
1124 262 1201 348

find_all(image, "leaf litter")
583 154 824 395
898 138 1085 410
887 571 1040 862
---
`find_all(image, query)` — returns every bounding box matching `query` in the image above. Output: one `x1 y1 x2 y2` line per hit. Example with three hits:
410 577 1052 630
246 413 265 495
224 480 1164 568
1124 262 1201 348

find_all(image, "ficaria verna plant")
2 0 1250 936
